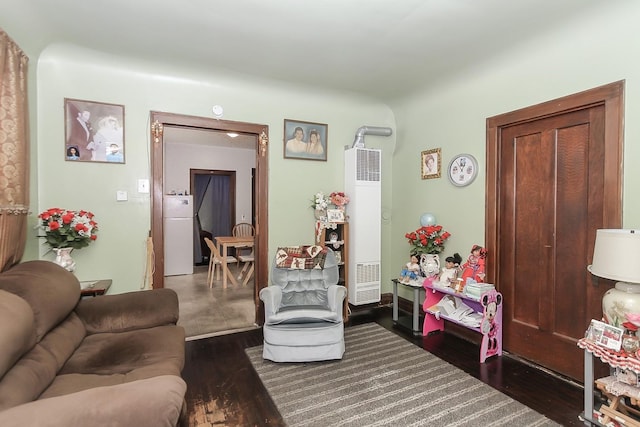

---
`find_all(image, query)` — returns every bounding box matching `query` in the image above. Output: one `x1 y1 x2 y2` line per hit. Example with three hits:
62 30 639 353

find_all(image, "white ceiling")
1 0 606 102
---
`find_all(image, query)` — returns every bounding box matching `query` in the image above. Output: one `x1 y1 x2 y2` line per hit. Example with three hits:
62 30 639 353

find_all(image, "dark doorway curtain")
193 173 232 263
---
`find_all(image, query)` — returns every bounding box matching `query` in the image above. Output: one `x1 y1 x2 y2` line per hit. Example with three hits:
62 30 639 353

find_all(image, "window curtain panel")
192 174 232 264
0 30 29 272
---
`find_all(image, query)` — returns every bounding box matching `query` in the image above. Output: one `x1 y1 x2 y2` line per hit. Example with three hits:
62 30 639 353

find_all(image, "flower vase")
420 253 440 278
314 209 327 220
54 247 76 272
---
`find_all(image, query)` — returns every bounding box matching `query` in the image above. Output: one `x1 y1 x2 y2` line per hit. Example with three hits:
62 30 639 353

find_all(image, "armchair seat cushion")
266 307 340 324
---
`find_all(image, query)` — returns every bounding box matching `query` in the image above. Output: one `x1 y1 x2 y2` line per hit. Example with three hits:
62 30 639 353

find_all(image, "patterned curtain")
0 30 29 272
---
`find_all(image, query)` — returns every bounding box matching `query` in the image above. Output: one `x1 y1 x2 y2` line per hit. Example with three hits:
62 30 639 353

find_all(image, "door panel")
499 107 611 379
486 81 624 382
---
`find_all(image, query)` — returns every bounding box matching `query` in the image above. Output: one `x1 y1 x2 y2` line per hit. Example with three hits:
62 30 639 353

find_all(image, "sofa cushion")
76 288 180 334
0 290 36 379
0 313 85 411
0 375 187 427
0 261 80 341
59 324 185 376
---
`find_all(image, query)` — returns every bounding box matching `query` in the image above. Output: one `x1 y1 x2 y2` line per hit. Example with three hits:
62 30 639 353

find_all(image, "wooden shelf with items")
315 221 349 321
579 334 640 426
423 280 502 363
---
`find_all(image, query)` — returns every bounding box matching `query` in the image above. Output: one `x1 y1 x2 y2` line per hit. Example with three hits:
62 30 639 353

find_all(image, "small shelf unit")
423 281 503 363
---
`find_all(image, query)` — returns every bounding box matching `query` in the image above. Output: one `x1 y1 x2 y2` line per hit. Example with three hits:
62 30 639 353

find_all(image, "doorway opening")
150 111 269 335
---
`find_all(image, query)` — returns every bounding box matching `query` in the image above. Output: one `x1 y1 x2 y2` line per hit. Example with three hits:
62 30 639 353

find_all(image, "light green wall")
389 1 640 300
27 44 395 293
18 1 640 299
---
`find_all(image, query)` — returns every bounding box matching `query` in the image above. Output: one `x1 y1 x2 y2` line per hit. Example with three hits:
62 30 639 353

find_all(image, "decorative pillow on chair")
275 246 327 269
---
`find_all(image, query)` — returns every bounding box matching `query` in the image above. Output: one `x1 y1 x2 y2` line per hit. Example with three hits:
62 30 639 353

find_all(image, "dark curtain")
193 177 209 263
193 174 231 263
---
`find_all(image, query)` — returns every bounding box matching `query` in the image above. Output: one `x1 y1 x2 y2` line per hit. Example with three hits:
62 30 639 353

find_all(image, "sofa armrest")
75 288 179 334
0 375 186 427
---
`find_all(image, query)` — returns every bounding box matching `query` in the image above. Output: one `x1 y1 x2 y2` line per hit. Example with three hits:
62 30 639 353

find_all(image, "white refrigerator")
163 195 194 276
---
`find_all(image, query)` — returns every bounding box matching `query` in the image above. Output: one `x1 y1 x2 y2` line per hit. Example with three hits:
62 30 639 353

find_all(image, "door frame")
150 111 269 325
486 81 624 286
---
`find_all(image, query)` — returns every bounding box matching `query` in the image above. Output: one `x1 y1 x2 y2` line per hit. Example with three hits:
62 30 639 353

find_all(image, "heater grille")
356 262 380 284
356 149 381 182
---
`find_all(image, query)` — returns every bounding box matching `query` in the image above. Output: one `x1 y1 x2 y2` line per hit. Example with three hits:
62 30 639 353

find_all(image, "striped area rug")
245 323 560 427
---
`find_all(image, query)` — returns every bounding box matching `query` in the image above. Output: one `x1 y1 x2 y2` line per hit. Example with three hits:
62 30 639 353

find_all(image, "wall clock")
447 154 478 187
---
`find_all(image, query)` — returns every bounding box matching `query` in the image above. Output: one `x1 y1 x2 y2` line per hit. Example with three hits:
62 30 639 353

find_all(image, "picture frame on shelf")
64 98 125 163
327 209 345 223
283 119 328 161
421 148 441 179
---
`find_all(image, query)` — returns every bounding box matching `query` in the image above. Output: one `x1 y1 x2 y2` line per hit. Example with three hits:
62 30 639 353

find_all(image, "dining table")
215 235 255 289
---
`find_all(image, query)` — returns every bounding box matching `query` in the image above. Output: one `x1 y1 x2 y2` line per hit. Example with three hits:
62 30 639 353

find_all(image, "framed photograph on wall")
421 148 441 179
283 119 328 161
64 98 125 163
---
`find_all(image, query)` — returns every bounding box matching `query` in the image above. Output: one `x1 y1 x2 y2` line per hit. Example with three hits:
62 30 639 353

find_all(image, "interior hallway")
165 264 257 340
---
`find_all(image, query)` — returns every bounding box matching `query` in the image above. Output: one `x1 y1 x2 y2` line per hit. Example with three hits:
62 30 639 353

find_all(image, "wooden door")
486 82 624 381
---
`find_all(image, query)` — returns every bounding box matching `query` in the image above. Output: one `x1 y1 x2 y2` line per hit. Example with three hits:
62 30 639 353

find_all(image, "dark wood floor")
181 307 592 426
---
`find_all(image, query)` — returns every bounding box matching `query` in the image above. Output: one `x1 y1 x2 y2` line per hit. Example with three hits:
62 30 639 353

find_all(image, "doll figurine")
438 252 462 287
460 245 487 284
400 253 421 284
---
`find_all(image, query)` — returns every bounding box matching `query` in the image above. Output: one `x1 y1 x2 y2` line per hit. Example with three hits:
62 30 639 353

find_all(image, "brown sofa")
0 260 187 427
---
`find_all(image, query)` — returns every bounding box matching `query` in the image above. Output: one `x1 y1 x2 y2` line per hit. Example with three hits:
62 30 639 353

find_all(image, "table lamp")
588 229 640 327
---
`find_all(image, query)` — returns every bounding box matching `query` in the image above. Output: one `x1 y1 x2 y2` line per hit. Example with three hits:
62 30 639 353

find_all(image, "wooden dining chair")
204 237 237 288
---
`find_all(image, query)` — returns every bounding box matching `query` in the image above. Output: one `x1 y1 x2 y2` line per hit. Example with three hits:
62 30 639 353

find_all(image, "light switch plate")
137 179 150 193
116 190 128 201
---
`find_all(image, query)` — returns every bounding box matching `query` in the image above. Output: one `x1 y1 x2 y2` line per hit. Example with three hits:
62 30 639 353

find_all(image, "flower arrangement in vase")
404 224 451 255
38 208 99 249
37 208 98 271
311 191 350 219
329 191 350 211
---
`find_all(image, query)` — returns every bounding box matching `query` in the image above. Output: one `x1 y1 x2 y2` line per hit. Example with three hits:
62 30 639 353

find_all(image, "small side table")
80 279 112 297
392 278 424 335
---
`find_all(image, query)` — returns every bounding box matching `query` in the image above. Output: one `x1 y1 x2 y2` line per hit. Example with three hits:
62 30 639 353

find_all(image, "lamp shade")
588 229 640 283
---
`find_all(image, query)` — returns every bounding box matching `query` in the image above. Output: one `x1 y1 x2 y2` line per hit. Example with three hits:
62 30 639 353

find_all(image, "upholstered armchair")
259 246 347 362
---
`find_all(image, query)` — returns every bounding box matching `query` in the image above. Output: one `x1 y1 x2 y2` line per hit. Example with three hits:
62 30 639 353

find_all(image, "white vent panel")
356 262 380 284
353 283 381 305
356 149 381 182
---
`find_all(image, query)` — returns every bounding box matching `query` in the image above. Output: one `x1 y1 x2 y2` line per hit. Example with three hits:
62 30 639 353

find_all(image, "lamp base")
602 282 640 327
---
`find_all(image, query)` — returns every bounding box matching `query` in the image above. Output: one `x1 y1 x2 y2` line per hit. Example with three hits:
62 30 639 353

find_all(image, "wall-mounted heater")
344 147 382 305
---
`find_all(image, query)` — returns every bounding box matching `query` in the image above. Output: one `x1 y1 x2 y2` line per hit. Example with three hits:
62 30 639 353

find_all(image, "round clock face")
447 154 478 187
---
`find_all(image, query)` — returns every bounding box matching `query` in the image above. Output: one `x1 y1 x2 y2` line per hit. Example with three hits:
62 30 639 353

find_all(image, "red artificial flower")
405 224 451 255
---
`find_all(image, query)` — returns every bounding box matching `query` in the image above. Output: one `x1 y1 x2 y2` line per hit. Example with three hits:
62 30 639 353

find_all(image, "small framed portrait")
327 209 345 223
64 98 125 163
421 148 441 179
283 119 328 161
